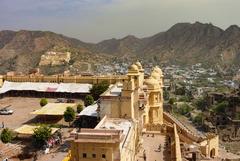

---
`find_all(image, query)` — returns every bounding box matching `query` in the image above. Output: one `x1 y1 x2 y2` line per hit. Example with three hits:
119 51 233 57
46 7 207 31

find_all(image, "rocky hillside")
93 22 240 66
0 30 109 74
0 22 240 74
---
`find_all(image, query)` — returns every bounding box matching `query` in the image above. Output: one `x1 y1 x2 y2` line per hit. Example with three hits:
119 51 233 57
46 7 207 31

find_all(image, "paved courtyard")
136 133 171 161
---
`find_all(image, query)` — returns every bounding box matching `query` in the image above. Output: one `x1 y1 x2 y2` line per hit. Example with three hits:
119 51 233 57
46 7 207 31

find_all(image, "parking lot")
0 97 83 130
0 97 47 130
0 97 83 161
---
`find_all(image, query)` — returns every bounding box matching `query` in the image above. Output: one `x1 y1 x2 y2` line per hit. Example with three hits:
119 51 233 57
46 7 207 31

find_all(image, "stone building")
67 62 219 161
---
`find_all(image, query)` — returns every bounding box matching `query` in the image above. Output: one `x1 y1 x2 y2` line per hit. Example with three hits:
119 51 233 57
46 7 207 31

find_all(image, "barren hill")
0 22 240 74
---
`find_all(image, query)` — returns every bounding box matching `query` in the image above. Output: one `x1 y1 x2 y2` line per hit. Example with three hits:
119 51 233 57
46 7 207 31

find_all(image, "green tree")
178 103 192 116
90 81 109 100
194 97 208 111
77 104 83 113
64 107 76 126
214 101 228 114
84 95 94 106
40 98 48 107
0 128 14 143
33 125 52 148
169 97 176 105
179 96 191 102
193 113 203 125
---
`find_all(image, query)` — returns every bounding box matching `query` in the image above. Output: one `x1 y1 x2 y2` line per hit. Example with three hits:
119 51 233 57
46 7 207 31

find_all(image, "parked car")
56 98 65 103
0 108 14 115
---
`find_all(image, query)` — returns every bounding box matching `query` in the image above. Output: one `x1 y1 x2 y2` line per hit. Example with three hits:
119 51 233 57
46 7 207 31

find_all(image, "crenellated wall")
171 124 183 161
2 74 128 84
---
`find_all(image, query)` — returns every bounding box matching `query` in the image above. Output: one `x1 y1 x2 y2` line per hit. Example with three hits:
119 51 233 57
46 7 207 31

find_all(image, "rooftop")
0 81 92 94
78 103 98 117
96 117 132 148
101 83 123 97
31 103 76 116
15 124 59 135
71 117 133 148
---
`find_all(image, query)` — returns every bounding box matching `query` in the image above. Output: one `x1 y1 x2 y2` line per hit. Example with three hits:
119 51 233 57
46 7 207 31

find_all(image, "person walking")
143 150 146 161
158 144 162 152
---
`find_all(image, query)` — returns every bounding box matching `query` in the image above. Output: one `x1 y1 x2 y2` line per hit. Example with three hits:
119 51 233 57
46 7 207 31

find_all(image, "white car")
0 108 14 115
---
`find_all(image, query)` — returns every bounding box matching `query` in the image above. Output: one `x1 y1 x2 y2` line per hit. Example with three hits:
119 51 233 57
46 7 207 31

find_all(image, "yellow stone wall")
69 121 137 161
2 75 128 84
199 135 219 158
171 124 183 161
70 142 116 161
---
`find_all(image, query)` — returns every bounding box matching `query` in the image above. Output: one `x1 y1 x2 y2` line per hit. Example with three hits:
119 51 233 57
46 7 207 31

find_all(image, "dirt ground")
0 97 83 161
0 97 50 129
0 97 83 129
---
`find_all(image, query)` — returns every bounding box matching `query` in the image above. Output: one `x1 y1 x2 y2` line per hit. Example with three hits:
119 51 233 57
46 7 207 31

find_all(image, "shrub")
178 103 192 116
214 101 228 114
193 114 203 125
169 97 176 105
40 98 48 107
84 95 94 106
64 107 76 126
179 96 191 102
194 97 208 111
77 104 83 113
33 125 52 148
0 128 14 143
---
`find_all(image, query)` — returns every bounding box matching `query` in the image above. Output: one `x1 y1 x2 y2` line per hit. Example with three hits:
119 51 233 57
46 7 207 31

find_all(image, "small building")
69 117 137 161
14 124 59 137
31 103 77 124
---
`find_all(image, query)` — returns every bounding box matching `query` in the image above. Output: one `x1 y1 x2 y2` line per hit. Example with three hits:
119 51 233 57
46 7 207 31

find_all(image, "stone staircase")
163 112 205 142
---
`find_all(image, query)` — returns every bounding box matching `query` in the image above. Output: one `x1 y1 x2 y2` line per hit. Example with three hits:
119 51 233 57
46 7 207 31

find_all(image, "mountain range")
0 22 240 74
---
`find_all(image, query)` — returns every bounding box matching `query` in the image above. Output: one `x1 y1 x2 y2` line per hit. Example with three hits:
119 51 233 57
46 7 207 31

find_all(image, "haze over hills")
0 22 240 74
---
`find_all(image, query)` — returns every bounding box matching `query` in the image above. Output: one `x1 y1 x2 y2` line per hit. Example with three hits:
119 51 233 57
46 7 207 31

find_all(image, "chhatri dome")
135 61 143 71
128 64 139 71
151 71 160 80
144 76 160 90
128 64 139 74
153 66 163 76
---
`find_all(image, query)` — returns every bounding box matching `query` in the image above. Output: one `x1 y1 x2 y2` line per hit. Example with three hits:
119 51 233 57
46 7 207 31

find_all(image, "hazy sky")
0 0 239 42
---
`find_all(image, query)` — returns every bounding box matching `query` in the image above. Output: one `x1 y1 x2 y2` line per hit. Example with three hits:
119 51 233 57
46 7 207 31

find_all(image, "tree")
178 103 192 116
40 98 48 107
33 125 52 148
179 96 191 102
90 81 109 100
193 113 203 126
169 97 176 105
194 97 208 111
64 107 76 126
0 128 14 143
214 101 228 114
84 95 94 106
77 104 83 113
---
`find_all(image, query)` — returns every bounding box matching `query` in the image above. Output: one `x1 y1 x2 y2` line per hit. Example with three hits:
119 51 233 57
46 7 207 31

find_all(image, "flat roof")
15 124 59 135
101 83 122 97
31 103 76 115
0 81 92 94
96 118 132 148
78 103 98 117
